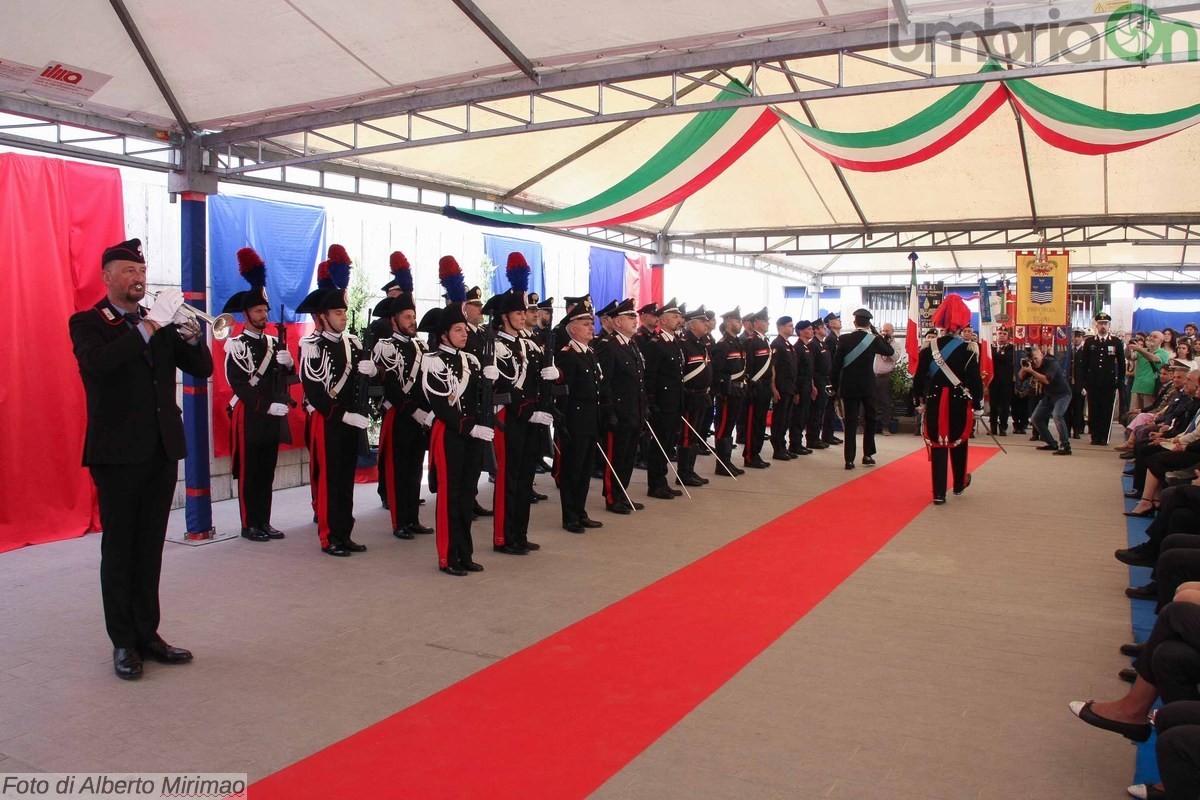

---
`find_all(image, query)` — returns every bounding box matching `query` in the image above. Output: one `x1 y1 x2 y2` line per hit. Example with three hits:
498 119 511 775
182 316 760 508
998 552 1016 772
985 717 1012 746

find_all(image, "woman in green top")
1129 330 1170 410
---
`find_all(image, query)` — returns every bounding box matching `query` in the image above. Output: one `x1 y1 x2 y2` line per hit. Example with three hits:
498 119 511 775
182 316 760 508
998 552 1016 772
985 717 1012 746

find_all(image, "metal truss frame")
817 265 1200 288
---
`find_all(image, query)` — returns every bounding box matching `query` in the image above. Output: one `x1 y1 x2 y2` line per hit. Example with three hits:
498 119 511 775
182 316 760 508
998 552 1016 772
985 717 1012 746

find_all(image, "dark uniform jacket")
795 336 814 393
770 335 797 395
633 325 656 352
492 330 541 419
832 329 895 399
422 344 483 435
597 331 647 428
743 331 774 399
643 331 686 414
70 300 214 465
912 335 985 446
711 332 747 398
301 331 367 423
1079 334 1125 389
680 330 713 395
809 336 831 391
991 343 1017 390
555 338 607 435
464 323 487 361
225 329 290 414
374 331 430 416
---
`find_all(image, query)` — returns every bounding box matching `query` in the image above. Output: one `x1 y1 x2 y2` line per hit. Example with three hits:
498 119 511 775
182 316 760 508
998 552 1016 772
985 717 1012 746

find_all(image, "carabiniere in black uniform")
740 308 774 469
678 306 714 486
597 298 647 513
643 298 687 498
710 306 747 477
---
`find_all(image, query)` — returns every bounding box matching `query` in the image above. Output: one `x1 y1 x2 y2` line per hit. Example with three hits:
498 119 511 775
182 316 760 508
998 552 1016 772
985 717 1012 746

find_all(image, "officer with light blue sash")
831 309 895 470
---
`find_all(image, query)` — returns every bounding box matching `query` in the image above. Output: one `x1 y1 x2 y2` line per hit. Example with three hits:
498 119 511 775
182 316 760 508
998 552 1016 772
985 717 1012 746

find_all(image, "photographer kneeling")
1022 345 1073 456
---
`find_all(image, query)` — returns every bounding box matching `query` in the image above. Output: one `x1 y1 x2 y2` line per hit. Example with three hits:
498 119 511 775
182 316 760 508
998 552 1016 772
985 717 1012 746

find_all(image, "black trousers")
742 390 769 463
430 421 482 569
381 407 427 532
1144 487 1200 559
790 383 812 449
770 393 794 453
89 444 177 649
1154 701 1200 799
808 386 829 446
713 394 743 441
493 409 538 547
557 430 596 524
1011 394 1030 431
989 384 1012 433
1147 449 1200 484
312 412 359 549
1133 601 1200 704
1086 384 1118 444
821 389 838 441
1156 534 1200 613
648 409 681 491
1069 389 1086 436
231 405 280 529
603 424 638 507
930 442 969 499
841 395 878 464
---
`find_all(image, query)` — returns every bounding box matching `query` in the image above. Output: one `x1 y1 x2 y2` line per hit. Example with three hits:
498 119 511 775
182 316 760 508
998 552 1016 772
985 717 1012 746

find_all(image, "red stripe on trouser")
553 435 562 487
431 421 451 568
306 412 318 514
493 410 507 546
603 431 615 505
742 401 754 461
961 406 974 444
938 388 951 445
234 404 249 528
312 414 331 548
680 411 691 447
381 408 398 531
716 401 728 439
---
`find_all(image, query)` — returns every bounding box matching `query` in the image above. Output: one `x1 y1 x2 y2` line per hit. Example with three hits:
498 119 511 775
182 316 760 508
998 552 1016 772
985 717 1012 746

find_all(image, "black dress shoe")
629 502 645 511
113 647 143 680
676 474 705 487
744 458 771 469
440 565 467 576
825 437 843 445
1115 544 1157 568
463 561 485 572
534 463 547 474
1037 444 1057 451
344 540 368 552
647 487 676 500
933 496 946 505
262 524 286 539
563 521 586 533
380 497 389 509
606 503 632 515
1072 432 1081 440
862 456 876 466
493 543 528 555
694 474 710 484
1119 667 1138 684
1068 700 1151 742
1054 448 1072 456
1126 582 1158 600
533 491 548 501
668 487 684 496
139 639 193 665
393 528 415 540
772 451 794 461
241 527 270 542
1120 642 1146 657
473 504 494 517
322 544 350 557
792 447 813 455
1120 451 1136 460
812 442 830 449
522 540 541 551
953 474 972 496
845 462 855 470
419 498 426 506
580 518 604 529
408 523 434 535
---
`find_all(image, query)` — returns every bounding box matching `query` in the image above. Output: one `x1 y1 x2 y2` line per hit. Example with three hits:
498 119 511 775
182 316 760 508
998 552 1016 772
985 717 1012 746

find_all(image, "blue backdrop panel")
945 287 982 331
1133 284 1200 333
209 195 326 323
484 235 546 299
588 246 626 331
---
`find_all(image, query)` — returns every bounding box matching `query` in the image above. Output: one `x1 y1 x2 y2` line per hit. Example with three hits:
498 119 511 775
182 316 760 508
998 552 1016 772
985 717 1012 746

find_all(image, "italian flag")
445 81 780 229
906 256 920 376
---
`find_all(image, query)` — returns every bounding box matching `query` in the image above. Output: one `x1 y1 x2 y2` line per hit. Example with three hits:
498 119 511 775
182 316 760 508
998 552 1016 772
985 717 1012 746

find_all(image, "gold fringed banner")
1015 250 1069 326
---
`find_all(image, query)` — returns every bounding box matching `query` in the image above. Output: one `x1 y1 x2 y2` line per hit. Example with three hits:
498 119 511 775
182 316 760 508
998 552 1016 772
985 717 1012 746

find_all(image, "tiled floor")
0 433 1136 798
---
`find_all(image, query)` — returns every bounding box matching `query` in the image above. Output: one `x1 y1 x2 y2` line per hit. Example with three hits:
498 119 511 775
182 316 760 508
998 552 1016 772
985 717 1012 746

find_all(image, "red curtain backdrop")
625 255 652 307
0 153 125 553
211 322 310 458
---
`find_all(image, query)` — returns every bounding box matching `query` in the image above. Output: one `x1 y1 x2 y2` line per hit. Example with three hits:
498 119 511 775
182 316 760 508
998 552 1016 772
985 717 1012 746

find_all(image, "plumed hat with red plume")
931 293 971 332
438 255 467 305
389 251 413 294
317 244 352 291
228 246 270 312
505 252 531 295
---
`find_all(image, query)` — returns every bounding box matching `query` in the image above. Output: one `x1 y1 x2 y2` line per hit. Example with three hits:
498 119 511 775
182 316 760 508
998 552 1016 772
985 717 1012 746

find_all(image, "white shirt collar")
568 339 588 353
497 330 517 342
615 331 631 345
242 328 262 339
392 331 411 343
439 343 458 354
321 330 341 341
659 331 675 342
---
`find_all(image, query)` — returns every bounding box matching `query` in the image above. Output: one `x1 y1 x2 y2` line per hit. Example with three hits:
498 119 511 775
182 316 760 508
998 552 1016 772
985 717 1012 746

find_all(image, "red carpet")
253 447 997 799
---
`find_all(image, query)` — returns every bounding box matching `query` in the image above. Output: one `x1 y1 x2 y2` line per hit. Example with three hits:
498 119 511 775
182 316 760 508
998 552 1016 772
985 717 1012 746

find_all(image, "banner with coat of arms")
1015 249 1069 326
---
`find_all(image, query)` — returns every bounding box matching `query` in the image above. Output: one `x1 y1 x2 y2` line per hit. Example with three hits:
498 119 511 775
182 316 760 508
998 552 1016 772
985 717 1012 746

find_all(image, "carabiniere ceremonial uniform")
711 307 747 477
597 303 646 512
678 308 713 486
740 310 773 468
1079 312 1125 445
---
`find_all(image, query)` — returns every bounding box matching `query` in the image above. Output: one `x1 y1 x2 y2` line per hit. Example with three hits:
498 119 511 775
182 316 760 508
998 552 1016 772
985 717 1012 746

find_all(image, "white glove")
540 366 560 381
171 306 194 327
342 412 370 429
483 365 500 381
470 424 495 442
530 411 553 426
357 360 377 377
275 351 294 368
146 288 184 327
411 409 431 427
267 403 290 417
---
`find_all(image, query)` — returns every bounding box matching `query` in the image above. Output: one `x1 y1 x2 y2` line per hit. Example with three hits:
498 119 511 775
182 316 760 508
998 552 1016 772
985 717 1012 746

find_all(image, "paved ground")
0 431 1137 798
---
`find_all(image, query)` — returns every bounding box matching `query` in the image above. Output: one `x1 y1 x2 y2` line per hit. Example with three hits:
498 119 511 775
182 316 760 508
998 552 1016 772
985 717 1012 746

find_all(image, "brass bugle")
146 291 235 340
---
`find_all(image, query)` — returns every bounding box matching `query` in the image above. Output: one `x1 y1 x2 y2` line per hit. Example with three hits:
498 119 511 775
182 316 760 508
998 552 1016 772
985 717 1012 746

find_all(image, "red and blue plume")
931 293 971 332
316 260 334 289
505 252 530 293
438 255 466 304
237 247 266 290
390 251 413 293
325 244 352 290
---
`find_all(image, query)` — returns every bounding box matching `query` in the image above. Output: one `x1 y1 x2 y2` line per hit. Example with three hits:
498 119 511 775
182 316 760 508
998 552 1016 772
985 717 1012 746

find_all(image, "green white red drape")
445 64 1200 230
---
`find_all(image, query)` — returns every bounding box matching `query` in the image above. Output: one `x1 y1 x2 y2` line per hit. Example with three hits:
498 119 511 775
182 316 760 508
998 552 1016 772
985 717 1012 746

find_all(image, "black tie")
125 312 153 365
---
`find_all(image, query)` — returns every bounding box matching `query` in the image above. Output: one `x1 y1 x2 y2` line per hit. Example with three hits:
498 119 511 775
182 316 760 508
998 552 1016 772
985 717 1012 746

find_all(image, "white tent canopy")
4 0 1200 280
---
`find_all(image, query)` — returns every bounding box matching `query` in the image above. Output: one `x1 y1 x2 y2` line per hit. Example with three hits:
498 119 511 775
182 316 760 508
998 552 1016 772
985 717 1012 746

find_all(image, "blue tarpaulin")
1133 284 1200 333
588 246 626 331
483 234 546 300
